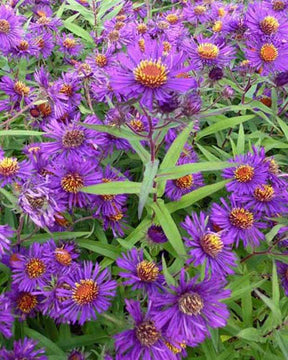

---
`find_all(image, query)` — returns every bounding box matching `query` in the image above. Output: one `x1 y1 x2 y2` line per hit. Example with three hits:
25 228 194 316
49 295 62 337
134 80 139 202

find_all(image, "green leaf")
162 254 176 286
166 180 230 213
156 161 231 181
151 200 186 257
77 239 120 259
0 187 17 204
237 328 263 342
82 181 143 195
196 115 255 140
82 123 141 140
272 260 280 307
254 289 282 323
66 0 94 24
275 332 288 359
236 123 245 154
24 232 90 245
117 216 151 249
64 21 94 43
97 0 123 19
24 328 66 357
0 130 44 137
276 117 288 142
138 160 159 218
129 140 150 163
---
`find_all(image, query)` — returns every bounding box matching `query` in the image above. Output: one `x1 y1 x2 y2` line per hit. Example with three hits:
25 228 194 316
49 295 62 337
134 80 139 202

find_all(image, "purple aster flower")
183 3 211 24
115 299 182 360
57 33 83 56
210 196 265 248
54 72 82 108
0 75 33 110
57 261 117 325
245 2 288 40
245 37 288 74
0 154 32 187
116 249 164 295
86 47 114 74
19 176 66 228
30 14 62 33
265 0 288 13
0 294 13 338
181 212 237 276
12 242 51 292
10 285 42 321
93 166 128 217
184 35 235 69
276 261 288 295
1 246 27 269
42 239 79 271
147 225 168 244
238 183 288 217
0 224 14 257
0 5 23 51
33 30 54 58
8 35 39 58
101 209 128 237
49 158 100 209
42 116 102 161
111 38 196 109
222 148 269 195
165 161 204 202
152 270 230 345
0 338 47 359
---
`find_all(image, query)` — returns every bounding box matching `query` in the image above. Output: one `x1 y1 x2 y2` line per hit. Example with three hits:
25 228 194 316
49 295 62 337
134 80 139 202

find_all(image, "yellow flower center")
194 5 206 15
165 341 186 354
108 210 123 222
38 102 52 117
138 38 145 52
0 157 19 177
163 41 172 53
272 0 285 10
63 38 76 49
108 30 120 42
37 16 51 25
25 258 46 279
17 292 38 314
268 158 279 174
218 8 226 17
213 20 223 32
254 185 275 202
200 233 224 257
72 279 99 305
166 14 179 24
0 19 10 34
260 16 279 35
229 208 254 229
178 293 204 315
174 174 193 189
134 59 168 88
55 248 72 266
61 173 84 193
60 84 73 97
197 43 219 60
95 54 107 67
14 81 30 96
137 23 148 34
130 119 145 132
18 40 29 51
136 260 159 282
234 165 255 183
136 321 160 346
260 44 278 62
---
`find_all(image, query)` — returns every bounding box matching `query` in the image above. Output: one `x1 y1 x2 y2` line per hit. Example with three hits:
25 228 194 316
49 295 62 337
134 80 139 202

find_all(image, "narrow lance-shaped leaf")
138 160 159 219
167 180 230 213
82 181 145 195
151 199 186 257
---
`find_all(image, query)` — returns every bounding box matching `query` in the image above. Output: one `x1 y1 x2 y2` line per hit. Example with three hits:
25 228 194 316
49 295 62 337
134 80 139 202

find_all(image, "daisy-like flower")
8 35 39 59
86 47 114 74
245 2 288 39
54 72 82 108
0 75 33 110
0 294 13 338
43 116 103 161
111 38 196 109
57 261 117 325
0 224 14 257
19 176 66 228
183 3 211 24
57 33 83 56
42 239 79 272
152 270 230 346
182 212 237 276
30 14 62 33
222 148 269 195
50 158 100 209
33 31 55 58
115 299 183 360
68 350 86 360
239 183 288 217
277 261 288 296
210 196 265 248
12 242 51 292
101 209 128 237
265 0 288 13
184 35 235 69
0 338 47 359
116 249 164 295
0 154 32 187
147 224 168 244
0 5 23 51
245 37 288 74
10 285 42 321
